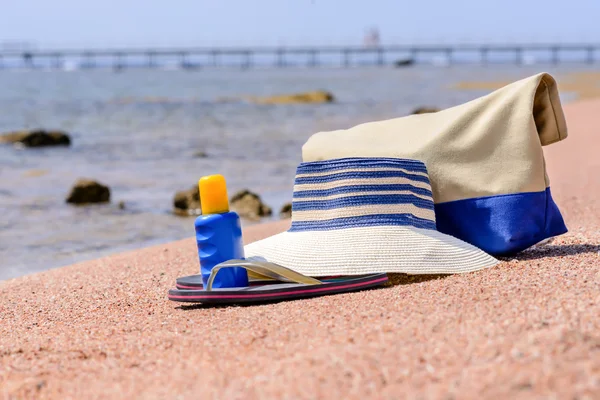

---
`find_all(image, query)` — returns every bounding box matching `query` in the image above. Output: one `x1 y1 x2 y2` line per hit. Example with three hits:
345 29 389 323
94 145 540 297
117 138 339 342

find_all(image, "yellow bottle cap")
199 174 230 214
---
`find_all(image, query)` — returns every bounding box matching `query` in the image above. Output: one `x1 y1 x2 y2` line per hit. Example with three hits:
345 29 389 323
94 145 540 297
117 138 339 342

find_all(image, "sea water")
0 65 589 279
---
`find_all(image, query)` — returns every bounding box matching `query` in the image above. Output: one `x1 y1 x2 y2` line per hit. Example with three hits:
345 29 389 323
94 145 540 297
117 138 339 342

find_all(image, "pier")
0 44 598 70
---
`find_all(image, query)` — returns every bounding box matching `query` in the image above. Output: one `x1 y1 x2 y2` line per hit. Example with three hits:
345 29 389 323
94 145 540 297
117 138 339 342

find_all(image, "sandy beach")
2 98 600 399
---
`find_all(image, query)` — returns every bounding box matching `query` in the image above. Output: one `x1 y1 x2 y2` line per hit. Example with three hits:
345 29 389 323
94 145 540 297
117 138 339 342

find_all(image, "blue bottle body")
194 211 249 288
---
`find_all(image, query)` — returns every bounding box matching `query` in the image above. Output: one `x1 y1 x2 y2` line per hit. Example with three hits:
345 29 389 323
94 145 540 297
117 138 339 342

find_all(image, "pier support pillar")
343 49 351 67
179 52 188 69
551 47 559 65
276 49 286 67
242 51 252 69
410 48 418 60
52 53 62 69
146 52 156 68
114 53 125 71
308 50 318 67
515 48 523 65
83 53 95 69
481 48 489 65
445 48 452 65
377 48 384 66
587 47 595 64
23 52 34 69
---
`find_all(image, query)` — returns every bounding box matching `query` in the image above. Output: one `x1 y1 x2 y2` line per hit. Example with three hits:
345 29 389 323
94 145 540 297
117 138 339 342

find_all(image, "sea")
0 63 592 280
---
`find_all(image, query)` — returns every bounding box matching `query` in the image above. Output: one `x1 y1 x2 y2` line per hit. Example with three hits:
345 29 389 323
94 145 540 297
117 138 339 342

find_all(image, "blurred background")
1 0 598 279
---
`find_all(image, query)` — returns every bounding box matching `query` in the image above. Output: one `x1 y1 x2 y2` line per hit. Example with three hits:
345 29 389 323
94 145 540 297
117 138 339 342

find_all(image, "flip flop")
168 258 388 305
175 272 351 290
175 270 278 290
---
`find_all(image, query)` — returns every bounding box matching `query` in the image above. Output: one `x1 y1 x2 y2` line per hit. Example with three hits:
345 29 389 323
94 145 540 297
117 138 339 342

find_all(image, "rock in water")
230 190 272 219
173 186 201 216
394 59 415 67
173 186 272 218
252 90 335 105
411 107 441 115
0 130 71 147
279 202 293 219
66 179 110 205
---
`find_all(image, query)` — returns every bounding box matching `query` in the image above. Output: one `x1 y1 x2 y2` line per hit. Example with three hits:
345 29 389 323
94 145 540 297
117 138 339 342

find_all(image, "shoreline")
2 98 600 398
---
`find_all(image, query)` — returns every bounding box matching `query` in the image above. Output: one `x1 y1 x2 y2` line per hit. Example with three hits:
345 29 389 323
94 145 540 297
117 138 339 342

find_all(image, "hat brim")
244 225 498 276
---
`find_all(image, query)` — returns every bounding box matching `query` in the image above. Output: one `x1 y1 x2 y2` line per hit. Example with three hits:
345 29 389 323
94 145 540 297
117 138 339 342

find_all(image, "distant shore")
1 97 599 398
454 70 600 100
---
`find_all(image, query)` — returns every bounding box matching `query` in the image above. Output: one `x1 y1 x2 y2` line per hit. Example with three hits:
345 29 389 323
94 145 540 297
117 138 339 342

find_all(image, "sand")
454 70 600 100
2 99 600 399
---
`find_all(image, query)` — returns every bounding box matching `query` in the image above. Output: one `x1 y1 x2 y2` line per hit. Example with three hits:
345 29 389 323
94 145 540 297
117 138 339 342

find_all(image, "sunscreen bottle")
195 175 249 288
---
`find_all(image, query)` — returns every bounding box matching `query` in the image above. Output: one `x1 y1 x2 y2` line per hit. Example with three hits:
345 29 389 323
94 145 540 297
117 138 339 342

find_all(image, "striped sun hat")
245 157 498 276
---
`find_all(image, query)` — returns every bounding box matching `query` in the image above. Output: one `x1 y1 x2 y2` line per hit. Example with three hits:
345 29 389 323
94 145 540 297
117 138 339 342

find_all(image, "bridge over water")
1 44 599 70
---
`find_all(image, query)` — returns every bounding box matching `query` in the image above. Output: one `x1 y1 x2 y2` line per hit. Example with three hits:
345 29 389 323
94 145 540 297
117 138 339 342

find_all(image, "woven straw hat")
244 157 498 276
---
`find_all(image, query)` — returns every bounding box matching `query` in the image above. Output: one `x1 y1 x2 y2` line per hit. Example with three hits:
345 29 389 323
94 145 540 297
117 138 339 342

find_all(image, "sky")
0 0 599 49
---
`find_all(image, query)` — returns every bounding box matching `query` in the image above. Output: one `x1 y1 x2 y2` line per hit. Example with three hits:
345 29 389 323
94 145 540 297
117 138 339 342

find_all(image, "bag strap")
206 258 322 291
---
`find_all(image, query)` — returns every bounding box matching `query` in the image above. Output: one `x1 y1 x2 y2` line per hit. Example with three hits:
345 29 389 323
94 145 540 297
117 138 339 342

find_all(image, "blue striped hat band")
289 157 436 232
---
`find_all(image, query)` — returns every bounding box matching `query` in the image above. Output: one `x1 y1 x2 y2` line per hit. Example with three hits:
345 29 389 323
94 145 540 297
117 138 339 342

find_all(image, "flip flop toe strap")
206 258 322 291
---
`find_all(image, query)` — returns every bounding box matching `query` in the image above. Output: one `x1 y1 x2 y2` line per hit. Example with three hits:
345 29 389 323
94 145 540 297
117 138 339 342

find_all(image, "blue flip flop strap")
206 258 323 291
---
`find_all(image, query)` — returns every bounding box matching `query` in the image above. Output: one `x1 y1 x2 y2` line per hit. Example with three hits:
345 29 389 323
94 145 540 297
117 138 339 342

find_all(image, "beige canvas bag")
302 72 568 255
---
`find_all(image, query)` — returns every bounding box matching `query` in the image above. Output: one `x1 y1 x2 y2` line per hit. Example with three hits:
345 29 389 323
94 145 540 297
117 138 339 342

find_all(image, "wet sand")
2 99 600 399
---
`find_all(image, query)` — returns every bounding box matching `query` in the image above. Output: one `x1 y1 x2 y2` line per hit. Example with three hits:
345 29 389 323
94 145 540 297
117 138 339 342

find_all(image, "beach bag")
302 72 568 256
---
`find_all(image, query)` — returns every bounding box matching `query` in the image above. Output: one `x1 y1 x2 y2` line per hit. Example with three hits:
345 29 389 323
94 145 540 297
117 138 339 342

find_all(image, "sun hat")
244 157 498 276
301 73 568 256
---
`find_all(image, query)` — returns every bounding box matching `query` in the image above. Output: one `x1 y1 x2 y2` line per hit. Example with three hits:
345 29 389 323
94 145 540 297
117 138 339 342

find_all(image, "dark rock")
279 202 293 219
172 186 272 218
1 130 71 147
173 186 201 216
118 201 126 210
214 96 243 103
252 90 335 105
411 107 441 115
66 179 110 205
230 190 272 219
193 150 209 158
394 59 415 67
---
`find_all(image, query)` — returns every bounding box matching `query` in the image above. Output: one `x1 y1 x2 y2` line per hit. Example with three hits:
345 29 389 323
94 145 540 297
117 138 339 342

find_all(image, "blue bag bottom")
435 187 567 256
